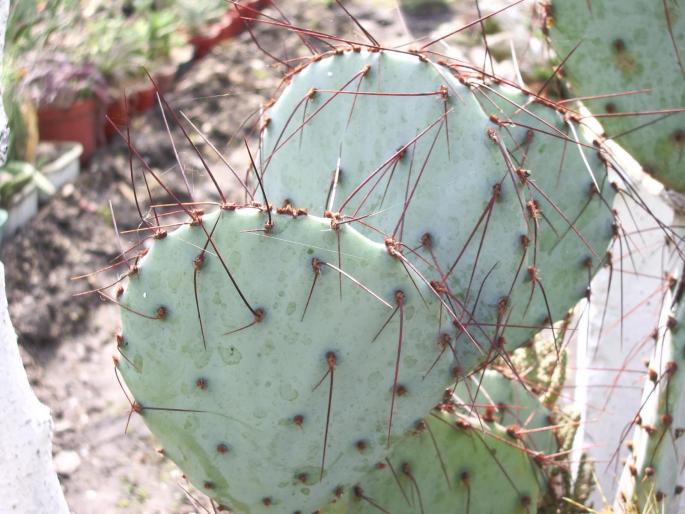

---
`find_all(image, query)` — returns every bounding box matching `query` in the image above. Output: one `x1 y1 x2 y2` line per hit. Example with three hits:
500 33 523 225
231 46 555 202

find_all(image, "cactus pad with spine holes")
117 208 482 514
546 0 685 191
260 49 528 354
474 84 615 349
320 409 544 514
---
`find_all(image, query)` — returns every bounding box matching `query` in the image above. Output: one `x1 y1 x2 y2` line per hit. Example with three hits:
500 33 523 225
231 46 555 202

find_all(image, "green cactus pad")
454 368 558 456
617 280 685 513
260 48 528 353
474 85 615 349
546 0 685 191
117 208 473 514
321 409 543 514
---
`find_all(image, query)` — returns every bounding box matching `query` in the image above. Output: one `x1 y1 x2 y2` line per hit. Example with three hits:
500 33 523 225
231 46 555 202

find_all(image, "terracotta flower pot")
104 95 130 140
129 84 157 114
189 32 220 60
217 0 272 42
153 68 176 96
37 98 99 163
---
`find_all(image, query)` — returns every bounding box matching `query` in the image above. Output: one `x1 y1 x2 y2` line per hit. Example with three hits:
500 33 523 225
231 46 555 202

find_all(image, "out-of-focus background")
2 1 666 513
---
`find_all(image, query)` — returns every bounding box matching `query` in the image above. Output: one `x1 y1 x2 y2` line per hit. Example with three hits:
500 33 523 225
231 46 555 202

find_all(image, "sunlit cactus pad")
117 208 470 513
261 48 529 352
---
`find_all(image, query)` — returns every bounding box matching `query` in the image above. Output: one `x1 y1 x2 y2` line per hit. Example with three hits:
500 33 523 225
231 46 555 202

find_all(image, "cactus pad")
117 208 474 513
546 0 685 191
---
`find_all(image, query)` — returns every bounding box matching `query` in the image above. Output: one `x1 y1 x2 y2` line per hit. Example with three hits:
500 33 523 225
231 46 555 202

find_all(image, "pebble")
54 450 81 475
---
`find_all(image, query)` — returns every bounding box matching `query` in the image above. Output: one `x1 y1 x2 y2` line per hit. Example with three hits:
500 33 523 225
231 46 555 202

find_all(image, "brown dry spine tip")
460 470 470 485
157 448 165 455
526 199 539 219
676 485 684 495
414 419 427 433
153 229 167 240
355 440 367 451
216 443 228 454
375 461 386 470
203 481 214 489
420 232 432 249
645 466 655 477
605 102 617 114
116 334 124 347
262 497 272 506
673 129 685 144
656 491 665 502
155 306 167 320
629 464 637 476
334 486 344 498
293 414 304 427
643 424 657 435
583 256 593 269
116 286 124 298
128 265 139 277
635 414 642 426
395 384 408 396
351 45 361 52
260 116 271 131
196 377 207 390
439 84 448 99
648 368 658 382
297 472 308 483
666 361 678 374
451 366 461 378
520 495 532 507
520 234 530 248
527 266 539 282
626 441 634 452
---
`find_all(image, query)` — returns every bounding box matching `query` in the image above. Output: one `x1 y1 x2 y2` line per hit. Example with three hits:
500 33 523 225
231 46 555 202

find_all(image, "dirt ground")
1 2 542 512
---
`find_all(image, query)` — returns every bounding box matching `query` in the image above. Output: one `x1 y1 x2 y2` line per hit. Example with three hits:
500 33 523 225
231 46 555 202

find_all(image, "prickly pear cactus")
616 265 685 514
260 48 528 352
117 208 467 513
544 0 685 191
473 84 616 350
